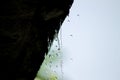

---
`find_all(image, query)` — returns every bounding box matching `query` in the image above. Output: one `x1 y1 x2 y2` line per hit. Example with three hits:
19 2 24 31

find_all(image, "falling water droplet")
56 65 58 68
67 20 70 22
58 48 60 50
55 45 58 47
56 53 58 56
49 65 51 68
70 34 73 37
49 54 51 58
49 61 52 64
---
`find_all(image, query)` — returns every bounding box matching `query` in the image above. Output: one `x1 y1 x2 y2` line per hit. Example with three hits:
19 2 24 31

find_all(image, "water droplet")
52 50 54 52
56 53 58 56
49 54 51 58
49 65 51 68
49 61 52 64
56 65 58 68
54 71 56 73
70 58 73 61
55 39 57 41
58 48 60 50
55 76 58 79
70 34 73 37
67 20 70 22
45 63 47 65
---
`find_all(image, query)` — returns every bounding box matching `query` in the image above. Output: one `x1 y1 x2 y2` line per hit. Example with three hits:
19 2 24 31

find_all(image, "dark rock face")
0 0 73 80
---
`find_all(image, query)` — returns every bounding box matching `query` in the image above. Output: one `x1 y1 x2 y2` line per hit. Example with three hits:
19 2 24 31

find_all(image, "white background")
61 0 120 80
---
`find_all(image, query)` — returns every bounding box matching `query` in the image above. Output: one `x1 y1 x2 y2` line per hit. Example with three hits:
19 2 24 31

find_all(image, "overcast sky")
60 0 120 80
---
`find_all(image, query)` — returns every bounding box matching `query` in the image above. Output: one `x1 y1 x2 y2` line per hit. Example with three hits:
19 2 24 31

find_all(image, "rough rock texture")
0 0 73 80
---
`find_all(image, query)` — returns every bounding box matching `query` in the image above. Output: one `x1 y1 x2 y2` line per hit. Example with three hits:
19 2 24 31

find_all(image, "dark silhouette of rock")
0 0 73 80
